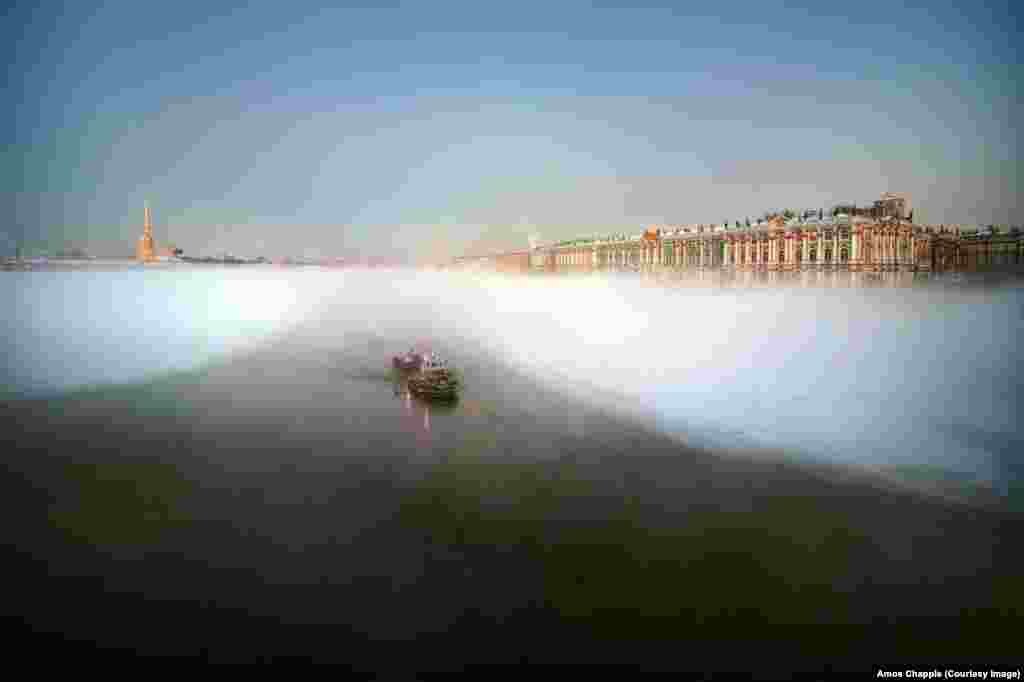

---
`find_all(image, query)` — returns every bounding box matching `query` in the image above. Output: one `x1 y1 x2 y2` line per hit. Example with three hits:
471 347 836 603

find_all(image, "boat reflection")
391 369 459 442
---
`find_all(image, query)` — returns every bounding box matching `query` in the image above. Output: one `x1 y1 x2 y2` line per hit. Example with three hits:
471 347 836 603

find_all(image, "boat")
406 353 460 401
408 370 460 401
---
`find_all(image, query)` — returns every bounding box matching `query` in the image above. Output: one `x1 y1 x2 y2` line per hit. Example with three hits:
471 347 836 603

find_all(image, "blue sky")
5 0 1021 258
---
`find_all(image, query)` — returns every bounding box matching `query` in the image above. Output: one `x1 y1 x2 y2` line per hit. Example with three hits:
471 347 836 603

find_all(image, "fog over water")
4 266 1022 493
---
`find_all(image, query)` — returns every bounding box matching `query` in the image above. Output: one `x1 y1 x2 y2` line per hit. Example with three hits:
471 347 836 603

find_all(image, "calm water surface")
5 266 1021 491
3 265 1021 667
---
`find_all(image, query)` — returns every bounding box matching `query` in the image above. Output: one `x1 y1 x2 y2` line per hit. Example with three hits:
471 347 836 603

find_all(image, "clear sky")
5 0 1021 259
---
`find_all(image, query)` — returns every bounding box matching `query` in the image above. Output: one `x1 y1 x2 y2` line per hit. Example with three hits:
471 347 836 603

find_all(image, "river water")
5 265 1022 492
2 265 1021 667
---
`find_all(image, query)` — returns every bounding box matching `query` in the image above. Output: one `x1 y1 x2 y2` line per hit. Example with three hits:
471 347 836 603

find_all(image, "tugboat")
406 352 460 402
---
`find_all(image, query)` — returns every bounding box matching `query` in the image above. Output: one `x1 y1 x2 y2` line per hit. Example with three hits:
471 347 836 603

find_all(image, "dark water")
3 268 1022 670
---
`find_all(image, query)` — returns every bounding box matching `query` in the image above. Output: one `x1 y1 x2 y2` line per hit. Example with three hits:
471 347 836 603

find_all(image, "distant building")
529 248 549 270
136 202 156 262
956 226 1022 269
466 191 1020 275
871 192 910 221
494 250 530 273
829 193 910 222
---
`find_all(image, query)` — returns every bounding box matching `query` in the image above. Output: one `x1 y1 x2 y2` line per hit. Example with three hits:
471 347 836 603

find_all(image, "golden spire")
137 199 156 262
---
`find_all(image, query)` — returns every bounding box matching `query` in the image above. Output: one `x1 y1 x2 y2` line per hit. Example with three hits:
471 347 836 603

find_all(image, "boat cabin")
420 353 449 372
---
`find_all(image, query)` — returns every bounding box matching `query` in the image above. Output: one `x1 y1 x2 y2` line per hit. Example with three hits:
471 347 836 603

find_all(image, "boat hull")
407 371 460 402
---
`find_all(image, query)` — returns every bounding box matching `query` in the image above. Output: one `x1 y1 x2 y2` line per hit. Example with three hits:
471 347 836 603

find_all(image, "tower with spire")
136 200 156 262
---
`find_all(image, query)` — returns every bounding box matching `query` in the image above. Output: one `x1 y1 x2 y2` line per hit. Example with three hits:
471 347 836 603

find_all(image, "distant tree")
745 218 750 228
818 208 823 221
782 209 796 220
735 221 741 229
833 207 839 217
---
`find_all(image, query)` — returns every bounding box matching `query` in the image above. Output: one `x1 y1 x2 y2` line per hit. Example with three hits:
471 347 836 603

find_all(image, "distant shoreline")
5 258 1024 288
1 257 411 269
